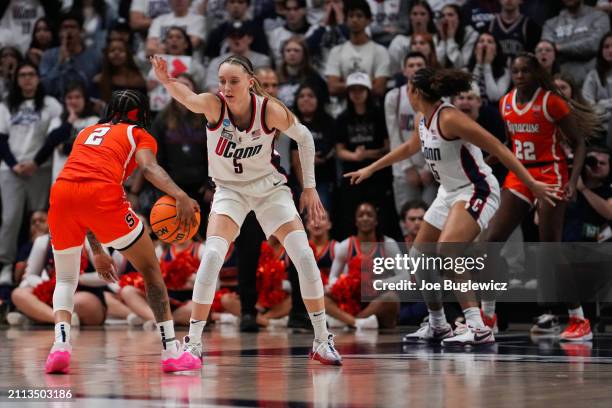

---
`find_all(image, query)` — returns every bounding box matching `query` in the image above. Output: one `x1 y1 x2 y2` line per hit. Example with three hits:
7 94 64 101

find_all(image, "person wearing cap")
204 0 269 60
335 71 400 238
205 22 272 92
324 0 390 98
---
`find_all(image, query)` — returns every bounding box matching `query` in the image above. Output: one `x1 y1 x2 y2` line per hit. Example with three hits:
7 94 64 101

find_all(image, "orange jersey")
500 88 571 165
57 123 157 184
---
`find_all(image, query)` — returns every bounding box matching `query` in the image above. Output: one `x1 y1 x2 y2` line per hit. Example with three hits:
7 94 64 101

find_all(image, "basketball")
150 195 200 243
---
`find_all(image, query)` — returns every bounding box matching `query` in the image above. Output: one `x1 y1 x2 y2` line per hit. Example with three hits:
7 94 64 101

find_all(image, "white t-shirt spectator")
324 40 390 80
148 12 206 43
130 0 172 18
0 0 45 54
267 25 318 69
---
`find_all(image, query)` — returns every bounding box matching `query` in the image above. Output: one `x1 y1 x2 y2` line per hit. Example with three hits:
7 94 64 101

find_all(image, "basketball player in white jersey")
346 68 560 346
151 54 342 365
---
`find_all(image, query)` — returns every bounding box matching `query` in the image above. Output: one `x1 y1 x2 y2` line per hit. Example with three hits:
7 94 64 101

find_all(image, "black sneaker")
240 313 259 332
530 313 561 335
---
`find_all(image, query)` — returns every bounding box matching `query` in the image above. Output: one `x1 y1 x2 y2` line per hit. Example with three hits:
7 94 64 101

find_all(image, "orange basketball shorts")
502 161 568 205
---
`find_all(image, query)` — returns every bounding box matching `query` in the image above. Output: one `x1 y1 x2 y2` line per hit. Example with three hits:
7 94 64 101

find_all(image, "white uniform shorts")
424 177 500 232
211 172 299 238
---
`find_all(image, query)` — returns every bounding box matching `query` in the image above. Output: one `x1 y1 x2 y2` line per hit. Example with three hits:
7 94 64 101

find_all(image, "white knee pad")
52 247 82 313
284 230 323 299
193 236 229 304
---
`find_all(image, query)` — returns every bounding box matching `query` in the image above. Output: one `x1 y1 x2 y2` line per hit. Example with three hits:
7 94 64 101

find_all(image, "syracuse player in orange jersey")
484 53 600 341
45 90 202 374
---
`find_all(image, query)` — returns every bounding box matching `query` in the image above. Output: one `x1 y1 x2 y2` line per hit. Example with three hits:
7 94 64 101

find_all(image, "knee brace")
284 230 323 299
52 247 82 313
193 236 229 304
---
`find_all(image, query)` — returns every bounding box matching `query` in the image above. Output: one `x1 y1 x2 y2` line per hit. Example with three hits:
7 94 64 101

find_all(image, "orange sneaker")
560 317 593 342
480 309 498 334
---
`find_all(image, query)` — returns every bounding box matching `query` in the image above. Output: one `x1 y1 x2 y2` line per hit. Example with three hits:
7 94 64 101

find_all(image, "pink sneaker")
45 343 72 374
161 341 202 372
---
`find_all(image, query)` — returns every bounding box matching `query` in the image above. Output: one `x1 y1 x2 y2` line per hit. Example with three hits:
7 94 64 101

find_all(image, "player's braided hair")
221 54 295 125
100 90 151 129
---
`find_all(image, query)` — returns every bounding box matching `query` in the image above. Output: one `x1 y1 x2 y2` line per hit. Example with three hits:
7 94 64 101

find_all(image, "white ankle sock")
54 322 70 343
309 310 330 341
157 320 176 349
428 308 447 328
568 307 584 320
481 300 496 317
464 307 485 328
188 319 206 343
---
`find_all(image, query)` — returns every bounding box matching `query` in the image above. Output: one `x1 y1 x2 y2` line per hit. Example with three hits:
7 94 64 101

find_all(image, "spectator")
26 17 58 68
410 33 440 69
94 39 147 103
204 0 269 60
277 37 329 107
290 82 336 209
488 0 541 61
535 39 561 75
429 0 463 15
335 72 399 238
146 0 206 57
205 22 272 92
467 32 510 104
33 81 99 182
107 19 135 48
39 12 103 99
0 46 23 101
582 32 612 148
461 0 500 32
385 52 436 212
325 0 390 98
13 210 48 285
564 145 612 242
400 200 427 244
306 0 349 74
388 0 437 76
365 0 411 47
522 0 563 27
0 0 48 54
129 0 172 61
267 0 317 69
436 4 479 69
0 62 62 285
70 0 118 53
542 0 610 85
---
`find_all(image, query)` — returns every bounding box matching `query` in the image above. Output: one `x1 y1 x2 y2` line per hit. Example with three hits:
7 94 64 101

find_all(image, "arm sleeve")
328 238 349 287
546 93 571 122
283 120 317 188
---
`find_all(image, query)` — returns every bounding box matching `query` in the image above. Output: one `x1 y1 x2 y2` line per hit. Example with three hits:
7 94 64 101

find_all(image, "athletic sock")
157 320 176 350
428 307 447 329
568 307 584 320
309 310 330 342
188 319 206 343
464 307 485 329
481 300 496 317
54 322 70 344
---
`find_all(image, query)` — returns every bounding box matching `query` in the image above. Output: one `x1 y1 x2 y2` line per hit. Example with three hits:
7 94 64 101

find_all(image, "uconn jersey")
419 103 499 230
207 93 283 184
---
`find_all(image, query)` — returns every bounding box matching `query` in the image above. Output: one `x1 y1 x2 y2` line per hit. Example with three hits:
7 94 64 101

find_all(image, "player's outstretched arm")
135 148 200 229
344 114 422 185
440 108 561 206
150 55 220 119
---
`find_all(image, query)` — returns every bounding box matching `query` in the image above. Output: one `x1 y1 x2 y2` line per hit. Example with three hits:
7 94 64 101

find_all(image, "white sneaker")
268 316 289 328
326 316 346 328
442 323 495 346
402 321 453 343
218 313 239 325
71 313 80 327
310 334 342 366
355 315 378 330
127 313 144 327
182 335 203 361
6 312 26 326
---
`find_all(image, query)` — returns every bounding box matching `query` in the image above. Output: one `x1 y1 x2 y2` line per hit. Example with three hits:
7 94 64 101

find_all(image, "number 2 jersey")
57 123 158 185
500 87 570 166
206 93 285 185
418 102 495 193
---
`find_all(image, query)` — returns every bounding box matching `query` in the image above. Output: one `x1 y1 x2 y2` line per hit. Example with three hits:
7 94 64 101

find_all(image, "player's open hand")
344 166 374 185
300 188 325 226
150 55 175 85
175 194 200 231
93 252 118 283
529 180 562 207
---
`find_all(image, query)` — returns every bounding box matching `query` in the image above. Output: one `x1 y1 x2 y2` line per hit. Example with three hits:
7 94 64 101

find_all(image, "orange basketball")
150 195 200 243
